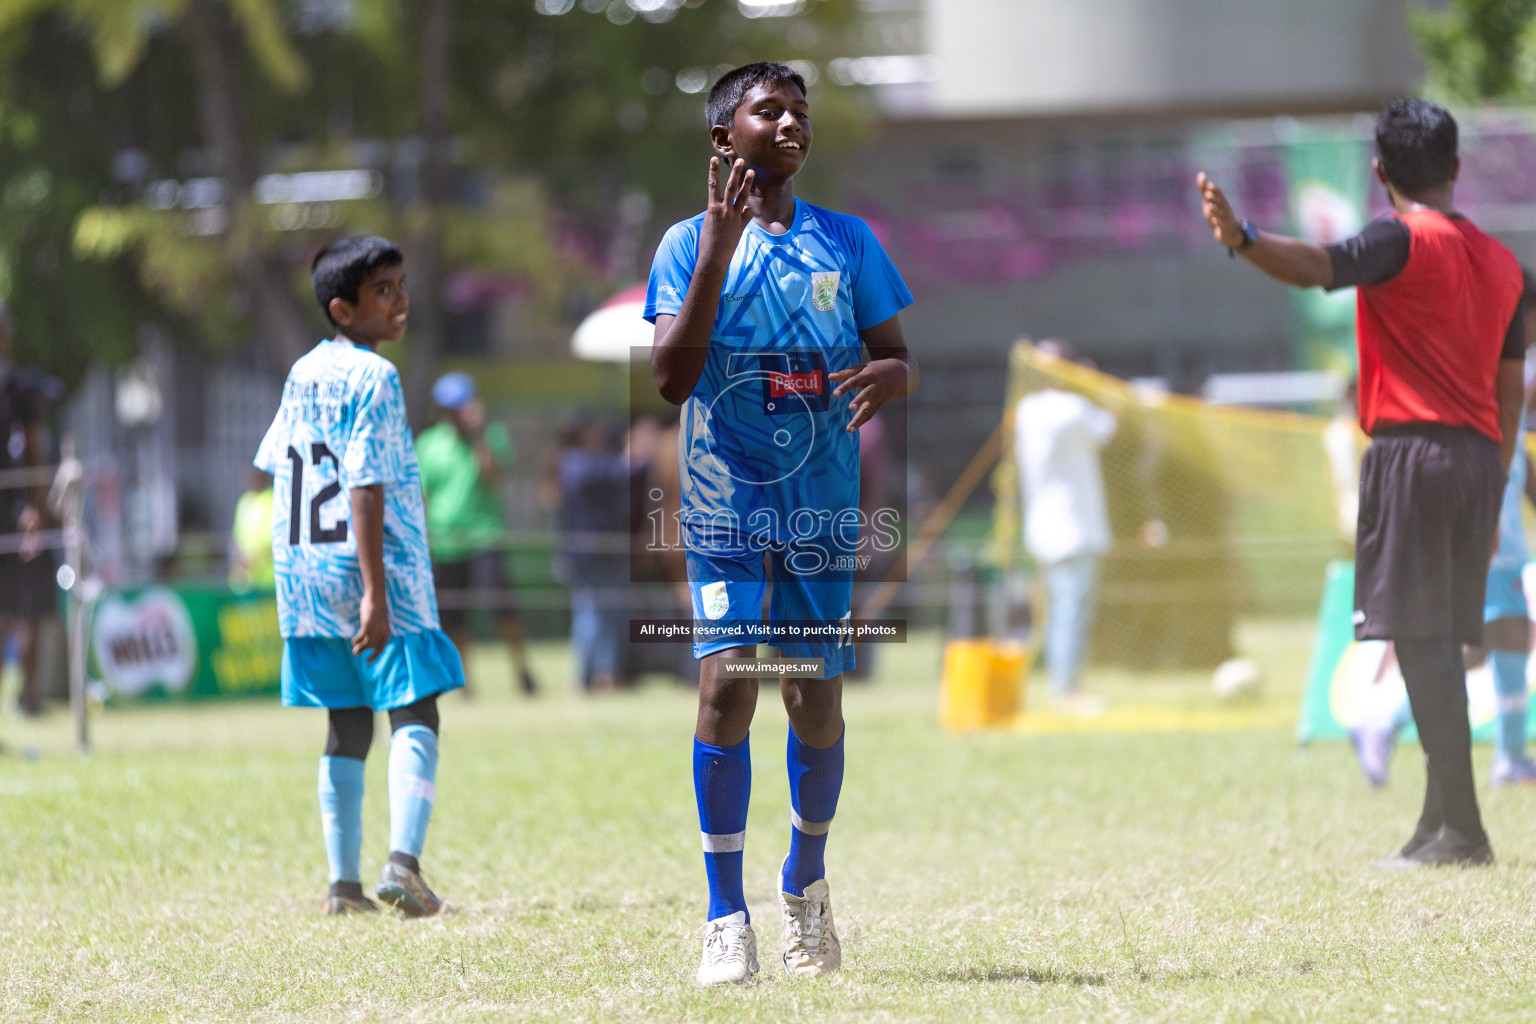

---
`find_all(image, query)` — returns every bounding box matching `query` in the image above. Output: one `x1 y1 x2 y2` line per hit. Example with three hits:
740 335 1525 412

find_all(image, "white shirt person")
1015 381 1117 703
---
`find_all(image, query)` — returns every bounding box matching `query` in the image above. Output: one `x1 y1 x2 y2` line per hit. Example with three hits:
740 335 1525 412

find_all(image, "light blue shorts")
1485 564 1529 623
281 629 465 711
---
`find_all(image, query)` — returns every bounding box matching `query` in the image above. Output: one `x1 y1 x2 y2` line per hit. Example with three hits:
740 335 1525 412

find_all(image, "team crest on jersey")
701 581 730 620
810 272 839 312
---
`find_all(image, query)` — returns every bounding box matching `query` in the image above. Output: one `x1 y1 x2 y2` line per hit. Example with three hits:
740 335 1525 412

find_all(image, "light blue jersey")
1495 419 1530 572
1484 419 1531 623
644 199 912 548
254 339 440 638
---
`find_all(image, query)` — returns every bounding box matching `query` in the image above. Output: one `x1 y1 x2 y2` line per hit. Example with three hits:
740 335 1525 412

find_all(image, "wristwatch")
1227 218 1258 258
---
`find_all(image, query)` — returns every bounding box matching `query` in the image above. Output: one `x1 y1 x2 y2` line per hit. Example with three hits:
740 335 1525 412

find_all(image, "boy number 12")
286 443 348 545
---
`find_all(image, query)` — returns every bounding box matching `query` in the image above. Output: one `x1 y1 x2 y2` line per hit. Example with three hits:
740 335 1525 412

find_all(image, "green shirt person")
415 372 539 696
416 402 514 562
230 469 275 590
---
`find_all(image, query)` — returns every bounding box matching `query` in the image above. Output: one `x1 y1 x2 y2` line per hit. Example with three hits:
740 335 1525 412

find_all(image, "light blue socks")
318 756 366 884
1492 649 1528 761
694 734 752 922
781 726 844 897
388 725 439 859
320 725 439 884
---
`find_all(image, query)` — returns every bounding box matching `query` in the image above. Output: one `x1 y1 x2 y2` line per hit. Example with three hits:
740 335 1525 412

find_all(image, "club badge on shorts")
810 271 839 312
702 581 730 620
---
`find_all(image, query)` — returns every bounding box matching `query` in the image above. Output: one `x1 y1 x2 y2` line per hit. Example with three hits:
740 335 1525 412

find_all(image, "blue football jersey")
1494 418 1530 572
644 199 912 546
254 339 440 638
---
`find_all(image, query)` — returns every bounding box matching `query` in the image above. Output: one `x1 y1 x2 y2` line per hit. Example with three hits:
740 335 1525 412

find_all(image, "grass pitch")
4 622 1536 1022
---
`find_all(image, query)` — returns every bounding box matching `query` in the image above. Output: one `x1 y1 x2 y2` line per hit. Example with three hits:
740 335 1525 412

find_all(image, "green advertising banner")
1281 128 1370 374
89 585 282 703
1297 562 1530 743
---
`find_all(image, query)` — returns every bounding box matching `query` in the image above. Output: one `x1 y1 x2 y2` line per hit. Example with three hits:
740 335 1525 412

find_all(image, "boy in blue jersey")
645 62 917 985
254 236 466 916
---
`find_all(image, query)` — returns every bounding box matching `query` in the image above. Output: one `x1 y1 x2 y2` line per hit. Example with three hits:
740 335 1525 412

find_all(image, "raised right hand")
1196 172 1244 249
699 157 755 265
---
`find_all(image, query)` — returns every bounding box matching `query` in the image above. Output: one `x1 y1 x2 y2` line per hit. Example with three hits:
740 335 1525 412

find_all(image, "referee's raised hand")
1197 172 1243 249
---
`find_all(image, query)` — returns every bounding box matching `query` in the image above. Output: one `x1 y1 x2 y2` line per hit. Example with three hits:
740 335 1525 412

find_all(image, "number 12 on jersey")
286 443 348 546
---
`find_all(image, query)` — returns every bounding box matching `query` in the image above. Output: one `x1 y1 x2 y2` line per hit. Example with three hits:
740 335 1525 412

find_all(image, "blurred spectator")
1014 342 1116 710
625 411 695 685
230 468 275 590
640 412 687 592
1323 378 1362 548
555 414 630 692
416 372 540 697
0 303 61 716
626 414 662 535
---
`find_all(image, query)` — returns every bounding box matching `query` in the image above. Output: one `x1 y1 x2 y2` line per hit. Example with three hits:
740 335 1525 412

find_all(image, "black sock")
387 851 420 873
1401 755 1444 855
330 880 366 901
1398 637 1487 847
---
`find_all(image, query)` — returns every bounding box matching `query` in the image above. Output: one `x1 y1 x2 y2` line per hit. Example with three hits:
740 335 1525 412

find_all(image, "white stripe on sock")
790 809 832 835
701 830 745 853
406 775 436 802
1498 695 1529 714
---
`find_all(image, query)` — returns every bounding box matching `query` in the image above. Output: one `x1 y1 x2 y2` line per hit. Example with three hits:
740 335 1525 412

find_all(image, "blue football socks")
318 755 366 884
694 734 752 922
781 726 844 898
388 724 439 860
1491 649 1528 761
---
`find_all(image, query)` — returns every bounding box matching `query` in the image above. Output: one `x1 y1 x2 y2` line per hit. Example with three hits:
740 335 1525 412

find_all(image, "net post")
52 438 89 755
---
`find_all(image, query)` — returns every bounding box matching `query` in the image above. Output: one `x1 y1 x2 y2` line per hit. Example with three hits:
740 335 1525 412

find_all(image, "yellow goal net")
993 343 1347 671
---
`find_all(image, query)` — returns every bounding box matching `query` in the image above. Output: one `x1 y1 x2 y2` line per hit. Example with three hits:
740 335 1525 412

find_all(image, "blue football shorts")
1484 563 1529 624
281 628 466 711
685 534 856 680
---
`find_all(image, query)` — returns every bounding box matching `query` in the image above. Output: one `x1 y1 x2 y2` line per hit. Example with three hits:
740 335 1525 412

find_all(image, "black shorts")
433 550 517 633
1354 424 1502 644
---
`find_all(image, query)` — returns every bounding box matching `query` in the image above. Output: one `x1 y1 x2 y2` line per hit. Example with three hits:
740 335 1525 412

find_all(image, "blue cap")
432 371 476 410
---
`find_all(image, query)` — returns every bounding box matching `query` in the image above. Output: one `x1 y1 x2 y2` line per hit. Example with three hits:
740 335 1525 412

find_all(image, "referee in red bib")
1198 98 1525 867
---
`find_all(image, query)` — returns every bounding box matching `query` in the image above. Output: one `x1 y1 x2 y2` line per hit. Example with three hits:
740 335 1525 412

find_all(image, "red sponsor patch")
768 370 822 397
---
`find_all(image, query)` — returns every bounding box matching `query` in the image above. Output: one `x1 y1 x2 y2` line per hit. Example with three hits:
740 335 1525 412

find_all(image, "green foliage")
1411 0 1536 102
0 13 175 381
0 0 307 87
444 0 866 219
0 0 873 377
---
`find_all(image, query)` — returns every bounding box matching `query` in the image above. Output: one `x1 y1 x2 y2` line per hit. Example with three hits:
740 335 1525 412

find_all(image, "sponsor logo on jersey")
757 351 830 414
702 581 730 620
810 272 839 312
768 370 823 397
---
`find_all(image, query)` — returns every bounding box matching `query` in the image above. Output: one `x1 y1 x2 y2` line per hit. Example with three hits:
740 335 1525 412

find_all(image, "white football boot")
696 911 759 986
778 864 841 978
